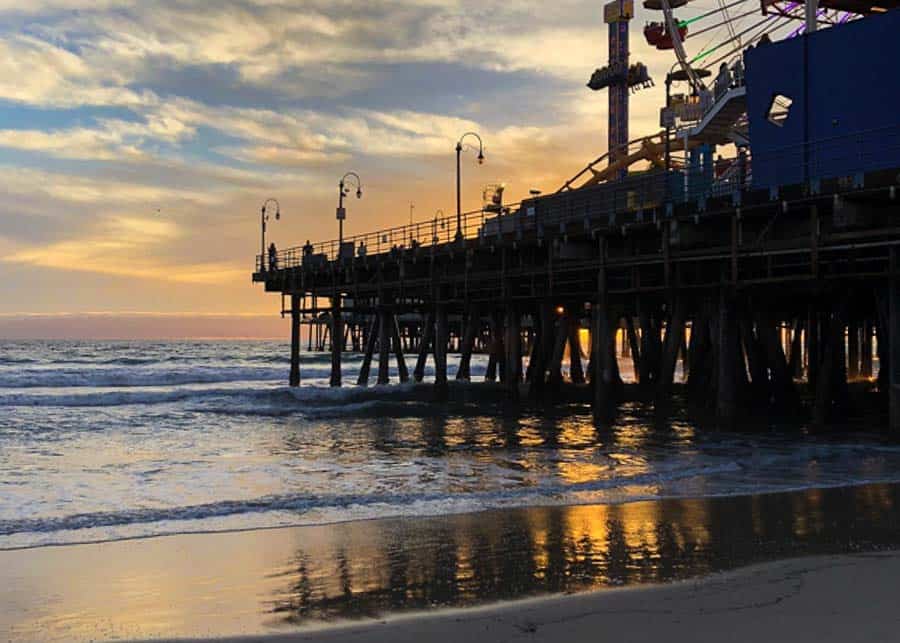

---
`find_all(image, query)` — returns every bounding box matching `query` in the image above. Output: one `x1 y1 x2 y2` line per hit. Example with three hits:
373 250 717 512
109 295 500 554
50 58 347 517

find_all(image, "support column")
455 308 479 381
638 310 660 386
593 239 614 422
547 312 569 389
847 319 860 381
788 318 804 379
330 295 342 387
687 306 712 403
807 306 820 387
625 316 641 383
413 312 434 382
289 293 301 387
390 314 409 383
486 311 505 383
813 311 839 426
760 316 796 410
568 311 585 385
434 304 449 397
377 306 391 385
527 301 554 396
357 315 378 386
891 248 900 433
716 290 739 427
861 319 874 378
504 306 521 398
657 298 686 401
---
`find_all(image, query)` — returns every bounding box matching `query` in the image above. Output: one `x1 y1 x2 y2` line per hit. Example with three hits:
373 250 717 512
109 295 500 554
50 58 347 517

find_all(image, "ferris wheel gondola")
643 0 814 97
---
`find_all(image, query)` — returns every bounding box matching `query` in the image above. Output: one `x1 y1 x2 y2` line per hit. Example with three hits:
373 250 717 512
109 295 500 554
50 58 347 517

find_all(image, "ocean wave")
0 462 745 540
0 380 452 410
0 365 325 389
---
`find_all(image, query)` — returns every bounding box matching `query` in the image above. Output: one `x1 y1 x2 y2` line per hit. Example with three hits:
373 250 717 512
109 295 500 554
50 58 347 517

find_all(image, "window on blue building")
766 94 793 127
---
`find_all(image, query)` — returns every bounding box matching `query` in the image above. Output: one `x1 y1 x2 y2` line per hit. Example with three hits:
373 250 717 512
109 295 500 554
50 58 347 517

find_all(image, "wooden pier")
254 142 900 431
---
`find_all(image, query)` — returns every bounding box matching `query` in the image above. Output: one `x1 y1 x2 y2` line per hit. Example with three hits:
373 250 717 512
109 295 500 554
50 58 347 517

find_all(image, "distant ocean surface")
2 340 900 551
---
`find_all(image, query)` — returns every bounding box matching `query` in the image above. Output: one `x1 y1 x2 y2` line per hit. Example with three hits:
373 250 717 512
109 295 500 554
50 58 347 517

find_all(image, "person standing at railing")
732 57 744 88
715 63 731 101
268 242 278 271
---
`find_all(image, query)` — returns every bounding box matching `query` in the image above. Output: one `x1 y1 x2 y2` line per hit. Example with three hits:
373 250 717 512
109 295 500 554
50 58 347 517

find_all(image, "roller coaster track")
557 131 700 193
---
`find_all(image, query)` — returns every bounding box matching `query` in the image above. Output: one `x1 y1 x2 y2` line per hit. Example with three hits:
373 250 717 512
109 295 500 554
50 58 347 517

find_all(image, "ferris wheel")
643 0 855 96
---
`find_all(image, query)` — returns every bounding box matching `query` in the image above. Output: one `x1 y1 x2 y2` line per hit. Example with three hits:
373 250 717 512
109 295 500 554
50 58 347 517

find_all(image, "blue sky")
0 0 709 333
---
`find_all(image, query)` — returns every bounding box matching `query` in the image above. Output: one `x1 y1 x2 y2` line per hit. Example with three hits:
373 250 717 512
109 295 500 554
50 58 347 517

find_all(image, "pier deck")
254 129 900 430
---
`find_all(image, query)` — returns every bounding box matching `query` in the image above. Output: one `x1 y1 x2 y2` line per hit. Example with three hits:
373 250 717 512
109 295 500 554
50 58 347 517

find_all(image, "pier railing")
257 124 900 273
259 205 516 272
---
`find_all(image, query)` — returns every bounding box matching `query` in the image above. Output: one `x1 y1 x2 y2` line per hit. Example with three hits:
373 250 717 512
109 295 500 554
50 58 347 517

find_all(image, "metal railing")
258 205 516 272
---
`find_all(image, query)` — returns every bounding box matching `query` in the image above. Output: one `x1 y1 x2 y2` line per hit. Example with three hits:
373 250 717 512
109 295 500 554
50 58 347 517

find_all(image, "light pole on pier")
332 173 361 389
260 198 280 272
455 132 484 242
337 172 362 259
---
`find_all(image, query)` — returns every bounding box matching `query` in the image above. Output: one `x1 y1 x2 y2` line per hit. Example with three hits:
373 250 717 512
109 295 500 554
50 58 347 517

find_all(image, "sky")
0 0 701 338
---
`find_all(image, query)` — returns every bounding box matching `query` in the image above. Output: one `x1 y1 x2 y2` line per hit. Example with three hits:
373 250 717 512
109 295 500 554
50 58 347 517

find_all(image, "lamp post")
331 173 361 389
337 172 362 259
260 198 280 272
455 132 484 242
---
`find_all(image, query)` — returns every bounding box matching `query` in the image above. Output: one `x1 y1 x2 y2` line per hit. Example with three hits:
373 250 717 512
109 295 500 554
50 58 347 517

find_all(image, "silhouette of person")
268 242 278 271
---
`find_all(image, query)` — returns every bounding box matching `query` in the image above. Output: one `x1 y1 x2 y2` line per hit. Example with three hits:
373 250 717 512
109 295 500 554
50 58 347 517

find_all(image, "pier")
253 4 900 431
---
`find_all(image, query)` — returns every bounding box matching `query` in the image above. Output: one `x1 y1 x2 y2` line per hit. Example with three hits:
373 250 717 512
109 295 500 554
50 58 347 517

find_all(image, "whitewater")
2 339 900 551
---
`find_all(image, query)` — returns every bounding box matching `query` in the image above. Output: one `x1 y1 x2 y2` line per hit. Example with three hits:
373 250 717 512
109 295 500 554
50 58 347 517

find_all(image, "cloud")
5 214 246 285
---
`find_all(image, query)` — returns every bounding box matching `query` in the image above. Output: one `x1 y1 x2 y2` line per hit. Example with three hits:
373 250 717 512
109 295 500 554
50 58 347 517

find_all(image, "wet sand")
165 551 900 643
3 482 900 642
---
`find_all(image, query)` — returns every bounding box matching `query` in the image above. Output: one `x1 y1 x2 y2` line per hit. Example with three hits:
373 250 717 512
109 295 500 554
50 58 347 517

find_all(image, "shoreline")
151 550 900 643
4 482 900 641
3 476 898 554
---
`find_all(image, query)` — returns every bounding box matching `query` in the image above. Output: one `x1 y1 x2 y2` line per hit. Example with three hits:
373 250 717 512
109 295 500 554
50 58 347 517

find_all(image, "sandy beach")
162 551 900 643
3 482 900 642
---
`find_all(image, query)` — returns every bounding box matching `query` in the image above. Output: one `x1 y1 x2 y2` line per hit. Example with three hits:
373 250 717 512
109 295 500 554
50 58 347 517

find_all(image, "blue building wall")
745 9 900 189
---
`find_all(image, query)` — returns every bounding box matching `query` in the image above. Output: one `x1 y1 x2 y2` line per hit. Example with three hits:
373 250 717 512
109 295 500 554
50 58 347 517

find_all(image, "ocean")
2 339 899 552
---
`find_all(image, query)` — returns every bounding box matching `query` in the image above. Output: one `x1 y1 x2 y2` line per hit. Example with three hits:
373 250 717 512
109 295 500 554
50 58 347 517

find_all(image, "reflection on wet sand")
270 483 900 626
3 484 899 642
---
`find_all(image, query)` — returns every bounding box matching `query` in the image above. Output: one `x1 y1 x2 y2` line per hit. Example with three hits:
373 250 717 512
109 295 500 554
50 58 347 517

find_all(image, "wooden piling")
390 314 409 383
567 311 585 385
638 310 660 386
716 290 739 427
376 306 391 385
657 299 686 400
330 296 342 387
413 312 434 382
504 306 521 398
357 315 378 386
891 247 900 433
861 319 874 378
788 318 804 379
455 307 479 381
625 316 641 383
592 240 614 422
760 316 796 410
435 305 449 397
547 312 569 389
687 306 713 403
813 310 840 426
848 319 860 380
290 293 301 388
807 307 820 387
